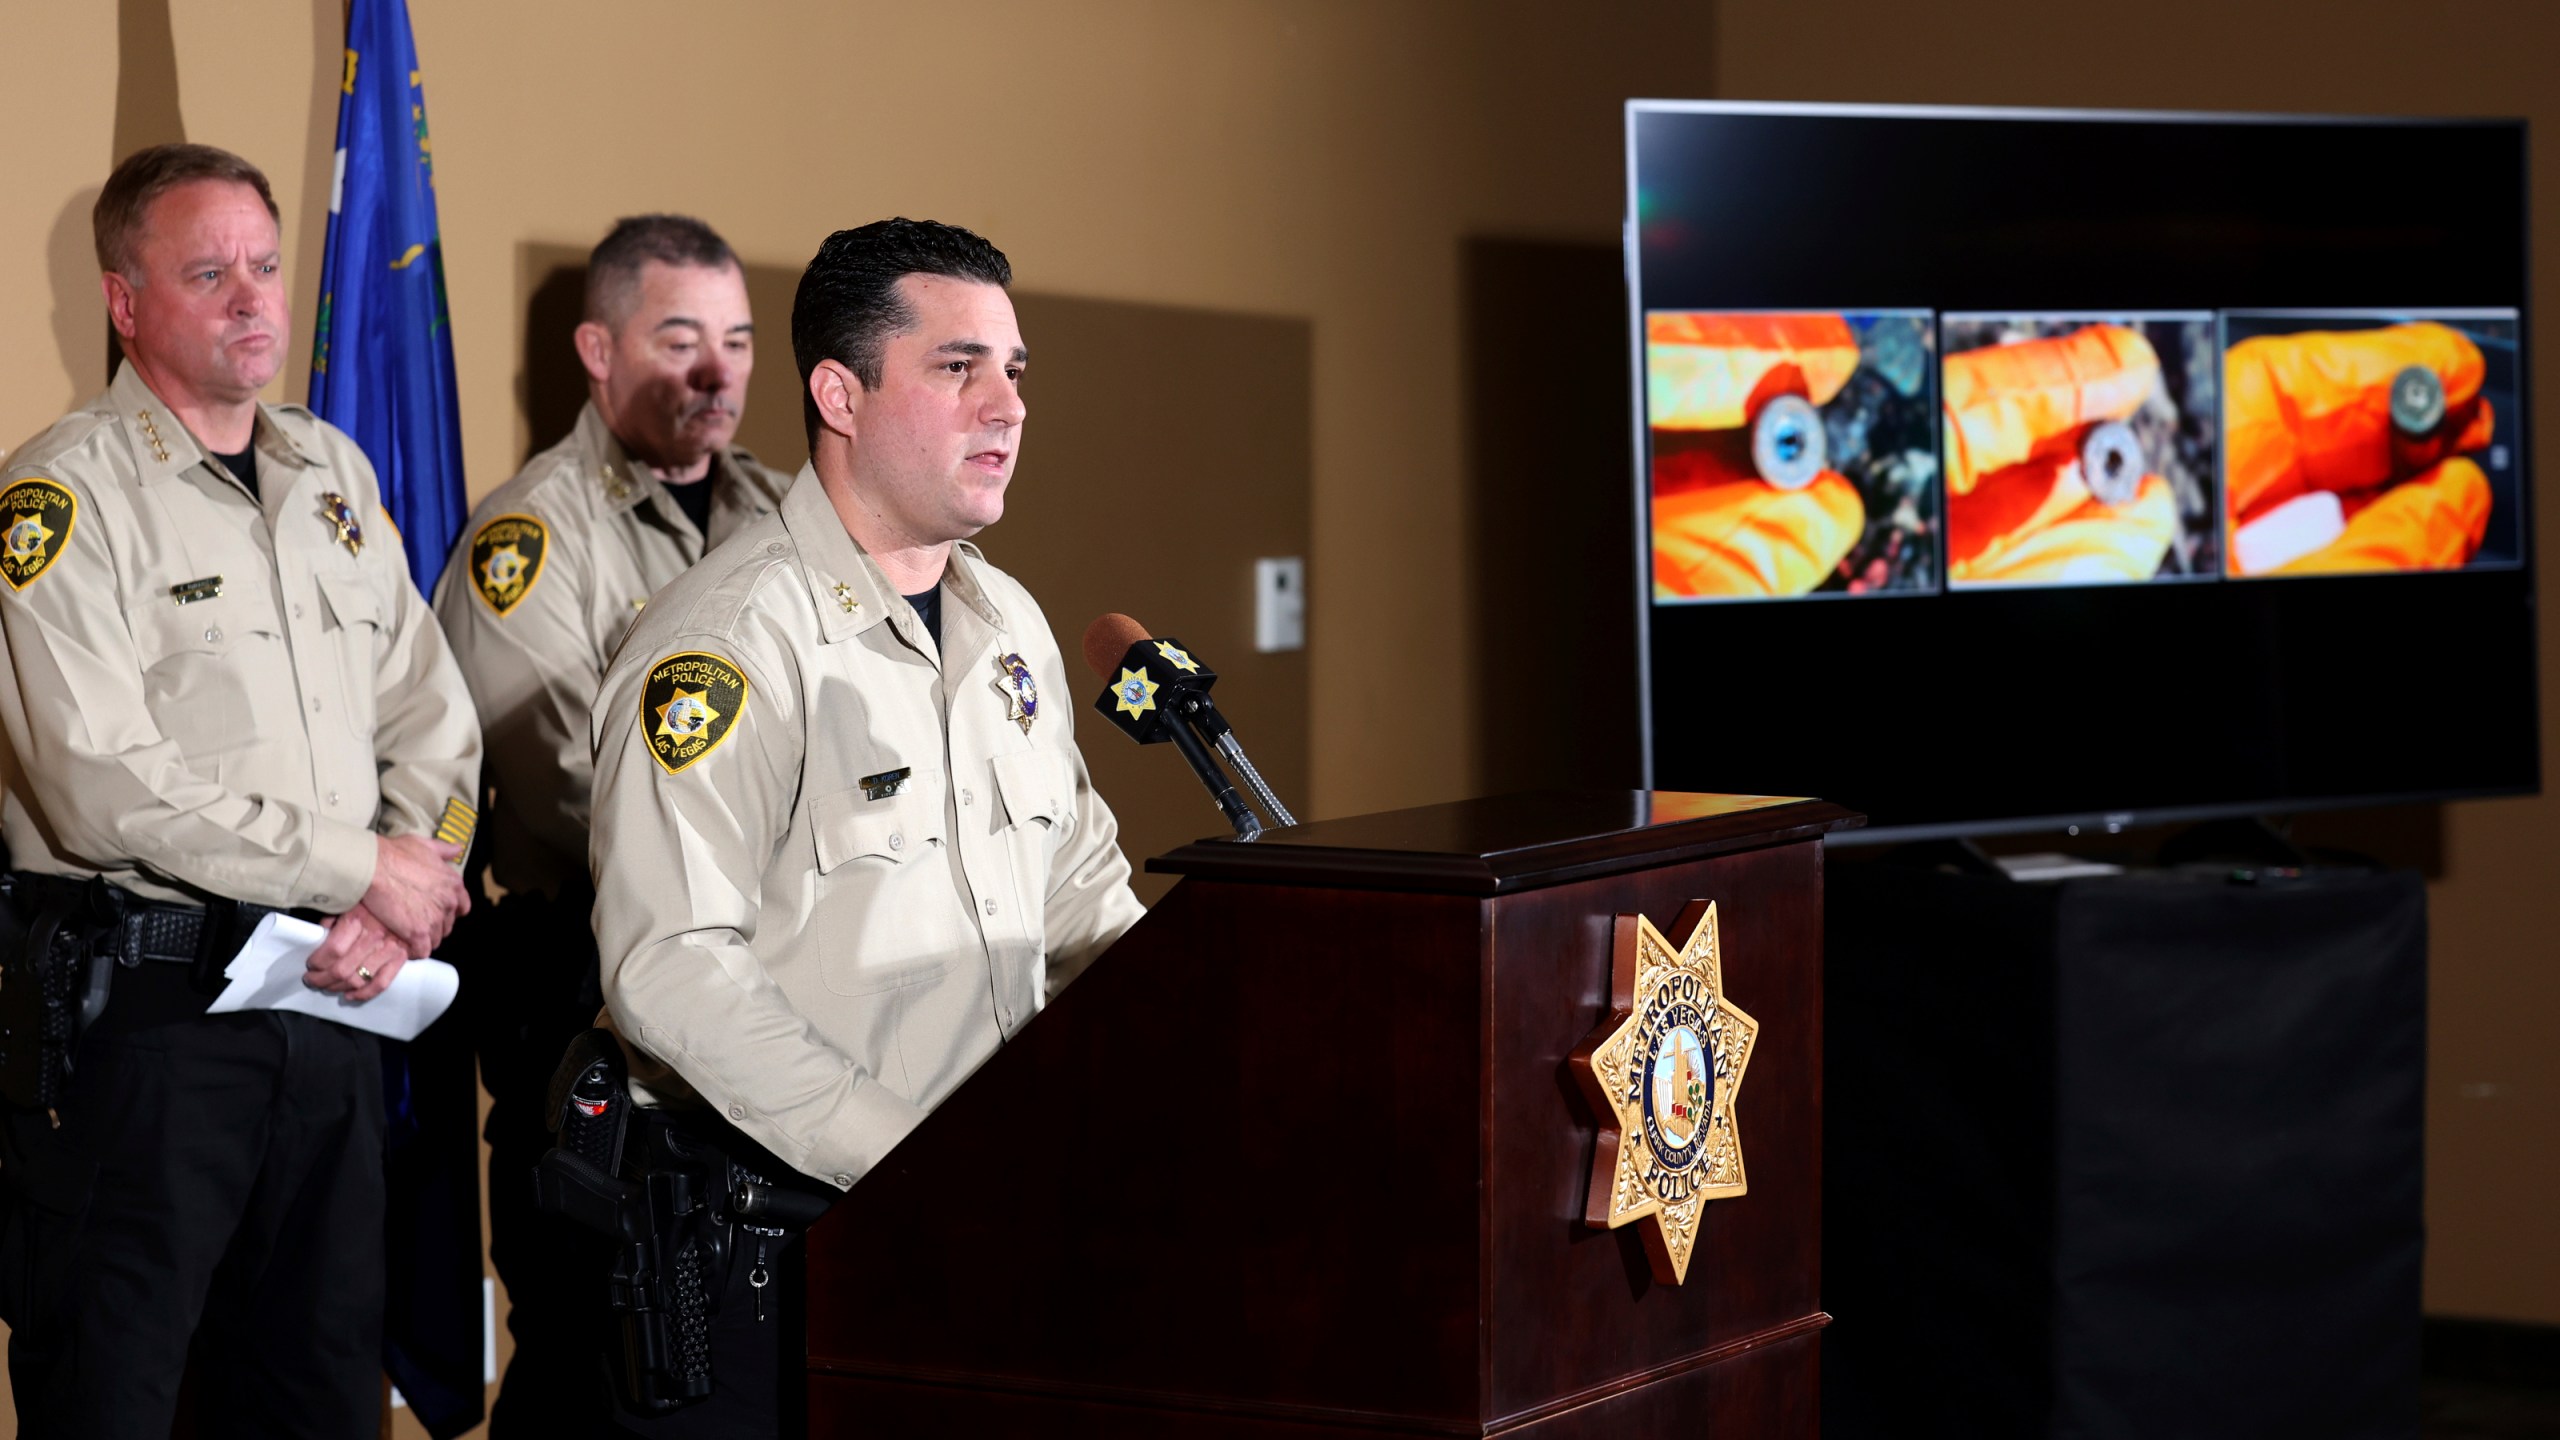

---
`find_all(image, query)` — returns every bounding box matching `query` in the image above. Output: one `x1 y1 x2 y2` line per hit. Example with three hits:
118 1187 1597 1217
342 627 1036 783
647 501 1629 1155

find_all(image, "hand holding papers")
205 912 459 1041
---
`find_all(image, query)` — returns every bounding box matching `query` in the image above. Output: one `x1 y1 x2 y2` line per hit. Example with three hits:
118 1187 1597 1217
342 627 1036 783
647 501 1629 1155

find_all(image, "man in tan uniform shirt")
430 216 787 1437
585 219 1143 1434
0 145 480 1438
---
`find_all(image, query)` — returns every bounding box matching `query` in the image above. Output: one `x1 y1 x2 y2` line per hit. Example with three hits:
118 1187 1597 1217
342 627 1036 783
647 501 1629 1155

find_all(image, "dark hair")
791 218 1013 444
584 214 741 325
94 144 280 277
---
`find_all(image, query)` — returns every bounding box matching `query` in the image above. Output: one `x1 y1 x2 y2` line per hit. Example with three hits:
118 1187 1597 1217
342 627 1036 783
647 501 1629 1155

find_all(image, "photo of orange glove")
1940 316 2217 587
2221 316 2514 576
1648 311 1937 600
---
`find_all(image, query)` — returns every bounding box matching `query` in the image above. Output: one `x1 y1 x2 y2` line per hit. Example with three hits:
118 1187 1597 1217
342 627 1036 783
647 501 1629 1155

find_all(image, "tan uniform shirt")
431 402 788 899
589 469 1146 1188
0 364 481 911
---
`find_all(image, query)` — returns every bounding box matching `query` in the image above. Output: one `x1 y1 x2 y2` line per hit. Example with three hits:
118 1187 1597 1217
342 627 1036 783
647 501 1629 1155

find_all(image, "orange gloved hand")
1648 313 1868 598
1941 325 2177 584
2225 323 2493 574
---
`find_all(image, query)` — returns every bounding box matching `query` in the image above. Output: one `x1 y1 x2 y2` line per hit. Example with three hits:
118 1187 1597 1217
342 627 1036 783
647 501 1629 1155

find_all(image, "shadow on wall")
1463 237 1643 797
45 190 105 410
518 247 1313 901
105 0 188 384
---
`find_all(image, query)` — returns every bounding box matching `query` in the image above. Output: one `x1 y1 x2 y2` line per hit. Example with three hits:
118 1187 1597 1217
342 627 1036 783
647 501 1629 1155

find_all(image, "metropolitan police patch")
0 478 76 591
642 651 748 775
470 514 549 617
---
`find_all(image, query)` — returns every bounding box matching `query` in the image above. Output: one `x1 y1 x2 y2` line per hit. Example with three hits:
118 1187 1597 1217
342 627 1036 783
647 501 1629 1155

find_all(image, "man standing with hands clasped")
583 219 1144 1434
0 143 480 1437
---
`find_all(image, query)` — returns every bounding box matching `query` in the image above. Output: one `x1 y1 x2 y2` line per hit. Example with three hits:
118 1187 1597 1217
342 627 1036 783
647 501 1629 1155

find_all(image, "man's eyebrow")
652 315 707 333
181 251 277 271
928 339 1029 364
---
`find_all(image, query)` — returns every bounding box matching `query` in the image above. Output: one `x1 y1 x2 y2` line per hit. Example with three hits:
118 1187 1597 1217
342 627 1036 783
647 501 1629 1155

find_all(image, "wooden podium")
804 791 1857 1437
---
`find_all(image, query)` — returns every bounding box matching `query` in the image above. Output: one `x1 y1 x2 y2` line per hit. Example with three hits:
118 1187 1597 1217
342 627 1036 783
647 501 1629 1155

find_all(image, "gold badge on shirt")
993 652 1039 736
0 478 76 591
642 650 748 775
469 514 549 617
320 492 366 556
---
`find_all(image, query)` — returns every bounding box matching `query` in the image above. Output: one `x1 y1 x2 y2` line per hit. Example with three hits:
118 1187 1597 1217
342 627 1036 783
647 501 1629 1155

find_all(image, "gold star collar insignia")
1569 900 1757 1284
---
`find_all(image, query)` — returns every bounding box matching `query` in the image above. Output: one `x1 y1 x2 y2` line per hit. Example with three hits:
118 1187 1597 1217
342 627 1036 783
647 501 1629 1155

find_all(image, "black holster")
531 1029 833 1416
0 875 125 1111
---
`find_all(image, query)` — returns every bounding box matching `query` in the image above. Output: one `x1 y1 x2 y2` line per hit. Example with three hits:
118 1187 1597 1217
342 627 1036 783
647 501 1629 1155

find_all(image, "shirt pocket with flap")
314 572 385 739
121 589 263 756
990 749 1067 831
810 778 955 999
988 748 1069 934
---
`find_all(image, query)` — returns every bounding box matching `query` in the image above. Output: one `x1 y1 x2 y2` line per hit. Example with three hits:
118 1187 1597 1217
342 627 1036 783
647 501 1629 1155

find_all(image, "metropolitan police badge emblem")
642 651 748 775
993 652 1039 736
470 514 549 617
1569 900 1758 1284
0 479 74 591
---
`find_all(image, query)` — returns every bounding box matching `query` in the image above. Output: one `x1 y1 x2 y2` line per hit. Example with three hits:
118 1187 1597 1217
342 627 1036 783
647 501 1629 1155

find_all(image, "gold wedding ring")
357 966 374 985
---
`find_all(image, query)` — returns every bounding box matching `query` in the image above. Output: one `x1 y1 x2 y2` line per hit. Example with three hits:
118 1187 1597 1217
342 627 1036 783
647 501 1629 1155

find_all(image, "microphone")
1081 614 1296 840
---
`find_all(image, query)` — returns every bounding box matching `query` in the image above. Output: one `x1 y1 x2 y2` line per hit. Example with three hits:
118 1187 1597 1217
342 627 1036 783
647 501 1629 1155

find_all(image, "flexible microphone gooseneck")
1080 613 1294 840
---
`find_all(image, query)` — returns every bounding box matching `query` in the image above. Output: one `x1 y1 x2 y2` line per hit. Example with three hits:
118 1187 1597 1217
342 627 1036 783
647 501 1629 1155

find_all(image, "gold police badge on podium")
1570 900 1757 1284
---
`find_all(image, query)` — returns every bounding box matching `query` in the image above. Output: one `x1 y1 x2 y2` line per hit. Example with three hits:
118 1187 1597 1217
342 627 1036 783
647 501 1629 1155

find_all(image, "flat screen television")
1628 101 2540 841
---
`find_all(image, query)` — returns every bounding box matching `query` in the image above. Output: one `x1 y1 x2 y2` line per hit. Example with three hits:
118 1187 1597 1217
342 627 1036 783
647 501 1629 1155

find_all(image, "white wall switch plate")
1254 557 1305 652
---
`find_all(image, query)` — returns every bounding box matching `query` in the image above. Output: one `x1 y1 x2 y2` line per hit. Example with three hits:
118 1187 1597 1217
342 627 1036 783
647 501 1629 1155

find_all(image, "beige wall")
0 0 2549 1428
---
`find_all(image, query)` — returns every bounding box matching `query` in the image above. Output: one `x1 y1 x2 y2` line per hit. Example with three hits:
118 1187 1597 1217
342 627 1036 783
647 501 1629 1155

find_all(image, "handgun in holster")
0 875 123 1111
531 1028 833 1415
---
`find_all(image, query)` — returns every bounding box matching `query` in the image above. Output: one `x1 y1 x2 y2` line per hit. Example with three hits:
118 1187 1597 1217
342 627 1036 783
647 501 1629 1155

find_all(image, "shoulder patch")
469 513 549 617
642 650 748 775
0 478 77 590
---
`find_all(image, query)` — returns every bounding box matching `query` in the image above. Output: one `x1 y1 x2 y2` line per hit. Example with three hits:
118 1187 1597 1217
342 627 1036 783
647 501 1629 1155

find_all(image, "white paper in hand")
203 912 459 1041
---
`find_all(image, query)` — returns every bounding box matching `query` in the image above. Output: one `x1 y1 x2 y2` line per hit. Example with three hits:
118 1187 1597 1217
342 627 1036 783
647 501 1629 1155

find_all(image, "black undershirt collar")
904 584 942 649
211 444 257 500
665 474 715 538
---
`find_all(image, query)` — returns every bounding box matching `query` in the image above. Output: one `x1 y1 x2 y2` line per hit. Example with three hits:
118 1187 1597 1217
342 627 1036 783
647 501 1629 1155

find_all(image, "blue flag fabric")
311 7 486 1436
308 0 465 592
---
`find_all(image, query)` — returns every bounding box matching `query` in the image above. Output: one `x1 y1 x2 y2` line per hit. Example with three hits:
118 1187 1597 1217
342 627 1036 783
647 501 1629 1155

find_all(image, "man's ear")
100 272 139 341
573 321 614 385
810 359 862 443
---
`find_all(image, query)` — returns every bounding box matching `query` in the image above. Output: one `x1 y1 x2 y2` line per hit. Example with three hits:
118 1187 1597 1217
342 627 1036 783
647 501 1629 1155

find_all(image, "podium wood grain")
803 792 1854 1435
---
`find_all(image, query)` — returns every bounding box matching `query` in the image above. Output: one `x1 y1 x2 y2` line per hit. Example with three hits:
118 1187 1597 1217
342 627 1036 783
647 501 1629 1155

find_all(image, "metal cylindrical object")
2079 420 2144 508
2389 364 2445 436
1750 394 1828 491
1213 732 1297 829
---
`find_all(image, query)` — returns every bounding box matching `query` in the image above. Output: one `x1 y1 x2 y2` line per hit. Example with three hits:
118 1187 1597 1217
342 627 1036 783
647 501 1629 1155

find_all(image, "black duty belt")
111 894 305 970
5 873 295 969
109 903 222 967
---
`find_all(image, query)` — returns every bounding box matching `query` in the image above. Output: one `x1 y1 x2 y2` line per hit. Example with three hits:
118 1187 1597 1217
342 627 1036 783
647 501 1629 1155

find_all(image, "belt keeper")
191 896 243 996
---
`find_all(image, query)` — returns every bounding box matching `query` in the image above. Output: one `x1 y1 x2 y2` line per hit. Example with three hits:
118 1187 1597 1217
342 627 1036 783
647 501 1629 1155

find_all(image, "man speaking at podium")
585 219 1144 1433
